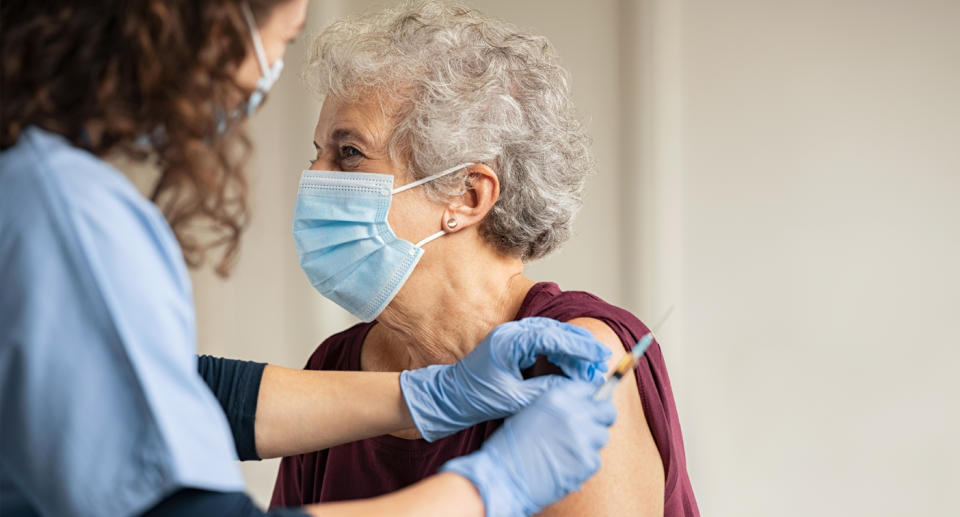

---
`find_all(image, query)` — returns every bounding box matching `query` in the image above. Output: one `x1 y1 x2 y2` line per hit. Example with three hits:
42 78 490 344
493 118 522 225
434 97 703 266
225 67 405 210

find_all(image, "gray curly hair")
304 0 593 260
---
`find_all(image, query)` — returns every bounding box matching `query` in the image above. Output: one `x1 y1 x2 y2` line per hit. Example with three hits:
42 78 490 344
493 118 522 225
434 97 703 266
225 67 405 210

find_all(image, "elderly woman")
273 1 698 515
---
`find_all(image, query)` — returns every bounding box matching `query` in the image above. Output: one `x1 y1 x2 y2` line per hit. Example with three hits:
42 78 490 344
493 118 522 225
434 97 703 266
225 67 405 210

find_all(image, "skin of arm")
254 366 415 459
534 318 666 516
301 472 484 517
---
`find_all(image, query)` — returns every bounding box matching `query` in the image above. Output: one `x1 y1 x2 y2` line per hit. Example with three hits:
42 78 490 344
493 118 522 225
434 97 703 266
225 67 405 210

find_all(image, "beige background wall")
192 0 960 514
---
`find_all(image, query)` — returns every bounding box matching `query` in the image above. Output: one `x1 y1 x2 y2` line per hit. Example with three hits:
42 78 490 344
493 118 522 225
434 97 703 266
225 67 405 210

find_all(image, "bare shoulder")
566 317 622 351
535 317 666 517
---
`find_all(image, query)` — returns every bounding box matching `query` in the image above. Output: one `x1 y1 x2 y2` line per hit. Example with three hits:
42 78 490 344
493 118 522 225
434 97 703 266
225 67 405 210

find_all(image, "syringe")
592 306 673 401
592 332 654 400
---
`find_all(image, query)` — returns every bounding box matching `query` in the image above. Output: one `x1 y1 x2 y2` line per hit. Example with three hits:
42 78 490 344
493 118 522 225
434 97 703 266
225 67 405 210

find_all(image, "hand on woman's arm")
200 317 611 460
256 317 610 458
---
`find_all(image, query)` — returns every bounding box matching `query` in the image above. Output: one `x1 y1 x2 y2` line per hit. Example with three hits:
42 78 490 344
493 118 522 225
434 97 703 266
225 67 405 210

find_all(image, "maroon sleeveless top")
270 282 699 515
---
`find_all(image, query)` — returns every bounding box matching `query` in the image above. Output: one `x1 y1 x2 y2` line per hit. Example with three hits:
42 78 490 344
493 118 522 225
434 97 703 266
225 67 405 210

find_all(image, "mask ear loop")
414 230 447 248
241 3 272 75
397 162 475 250
392 163 474 194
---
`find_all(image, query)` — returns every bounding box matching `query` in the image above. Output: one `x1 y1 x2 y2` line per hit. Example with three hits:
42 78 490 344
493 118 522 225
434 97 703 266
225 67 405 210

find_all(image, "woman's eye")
339 145 362 159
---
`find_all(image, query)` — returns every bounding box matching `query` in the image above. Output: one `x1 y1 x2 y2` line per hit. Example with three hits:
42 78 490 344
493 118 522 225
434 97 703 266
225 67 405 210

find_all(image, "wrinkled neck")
368 243 533 370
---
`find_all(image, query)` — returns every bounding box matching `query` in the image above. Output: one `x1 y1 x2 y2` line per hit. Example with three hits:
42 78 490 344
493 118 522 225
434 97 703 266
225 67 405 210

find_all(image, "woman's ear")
442 163 499 233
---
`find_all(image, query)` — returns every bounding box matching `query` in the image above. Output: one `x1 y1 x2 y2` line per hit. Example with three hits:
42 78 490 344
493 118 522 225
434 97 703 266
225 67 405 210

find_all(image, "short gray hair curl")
305 0 593 260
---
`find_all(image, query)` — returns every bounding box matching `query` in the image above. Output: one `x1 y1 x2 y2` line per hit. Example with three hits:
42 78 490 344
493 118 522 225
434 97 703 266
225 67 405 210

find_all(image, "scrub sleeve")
197 355 266 462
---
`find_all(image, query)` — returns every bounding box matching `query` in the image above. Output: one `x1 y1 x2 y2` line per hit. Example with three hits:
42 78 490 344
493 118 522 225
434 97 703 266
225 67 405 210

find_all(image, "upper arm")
535 317 665 516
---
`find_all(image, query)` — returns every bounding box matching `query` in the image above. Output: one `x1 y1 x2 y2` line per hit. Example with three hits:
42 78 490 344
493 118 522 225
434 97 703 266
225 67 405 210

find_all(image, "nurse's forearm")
254 365 415 459
196 356 416 459
300 472 484 517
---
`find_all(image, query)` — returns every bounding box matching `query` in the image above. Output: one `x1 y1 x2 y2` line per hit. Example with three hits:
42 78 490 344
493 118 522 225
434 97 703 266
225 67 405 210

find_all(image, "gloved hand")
400 317 610 442
441 380 617 517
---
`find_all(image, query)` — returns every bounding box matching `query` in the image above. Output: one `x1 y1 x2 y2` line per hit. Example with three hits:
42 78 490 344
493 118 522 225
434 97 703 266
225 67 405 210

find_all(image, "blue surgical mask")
292 163 472 321
240 2 284 116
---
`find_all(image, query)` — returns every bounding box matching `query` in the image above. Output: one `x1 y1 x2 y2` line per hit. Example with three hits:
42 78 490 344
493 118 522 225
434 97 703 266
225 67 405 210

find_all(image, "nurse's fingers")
514 323 611 371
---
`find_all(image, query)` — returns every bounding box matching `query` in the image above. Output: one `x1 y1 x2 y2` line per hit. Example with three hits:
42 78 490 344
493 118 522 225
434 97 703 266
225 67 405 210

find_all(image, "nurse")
0 1 616 517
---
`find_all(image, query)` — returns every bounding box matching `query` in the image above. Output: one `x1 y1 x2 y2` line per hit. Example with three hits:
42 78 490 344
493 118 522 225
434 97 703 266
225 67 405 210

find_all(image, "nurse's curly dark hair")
0 0 287 276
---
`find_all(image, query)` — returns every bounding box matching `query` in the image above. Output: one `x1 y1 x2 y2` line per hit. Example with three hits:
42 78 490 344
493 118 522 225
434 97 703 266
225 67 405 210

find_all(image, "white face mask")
240 2 284 116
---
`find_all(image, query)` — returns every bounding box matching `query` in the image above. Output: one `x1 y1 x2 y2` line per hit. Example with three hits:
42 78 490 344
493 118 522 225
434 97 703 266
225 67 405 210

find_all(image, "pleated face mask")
292 163 472 321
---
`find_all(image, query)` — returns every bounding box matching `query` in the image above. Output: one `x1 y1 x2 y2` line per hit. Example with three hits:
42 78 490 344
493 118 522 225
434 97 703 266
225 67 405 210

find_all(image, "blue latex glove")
400 317 610 442
441 380 617 517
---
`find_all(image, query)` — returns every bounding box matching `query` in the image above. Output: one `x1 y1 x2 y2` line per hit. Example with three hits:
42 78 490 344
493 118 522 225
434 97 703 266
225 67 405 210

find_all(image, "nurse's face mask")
239 2 284 116
212 3 285 134
292 163 473 322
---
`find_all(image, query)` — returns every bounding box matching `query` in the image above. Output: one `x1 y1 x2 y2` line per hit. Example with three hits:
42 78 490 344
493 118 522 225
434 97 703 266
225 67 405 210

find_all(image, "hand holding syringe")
593 307 673 401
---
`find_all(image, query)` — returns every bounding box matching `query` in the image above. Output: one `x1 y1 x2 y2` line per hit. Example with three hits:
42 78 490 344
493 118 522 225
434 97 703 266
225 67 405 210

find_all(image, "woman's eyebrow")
330 128 371 147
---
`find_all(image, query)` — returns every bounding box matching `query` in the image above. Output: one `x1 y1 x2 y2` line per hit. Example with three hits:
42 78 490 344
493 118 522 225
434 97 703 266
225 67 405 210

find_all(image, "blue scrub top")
0 128 245 517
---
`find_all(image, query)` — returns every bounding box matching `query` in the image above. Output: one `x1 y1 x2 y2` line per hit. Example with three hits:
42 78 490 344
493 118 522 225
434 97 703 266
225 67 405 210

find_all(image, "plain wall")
680 1 960 514
191 1 960 513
